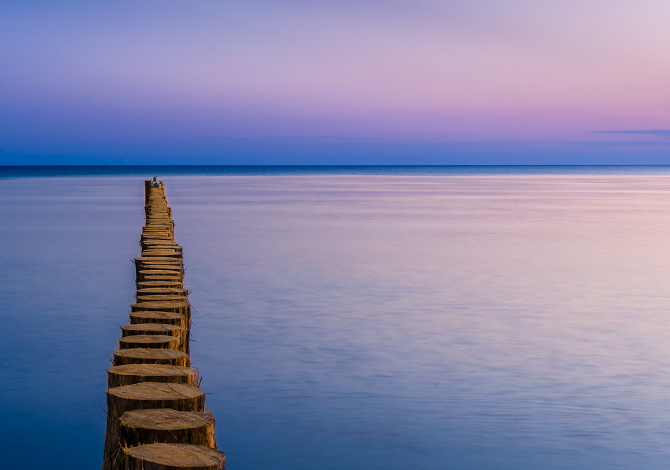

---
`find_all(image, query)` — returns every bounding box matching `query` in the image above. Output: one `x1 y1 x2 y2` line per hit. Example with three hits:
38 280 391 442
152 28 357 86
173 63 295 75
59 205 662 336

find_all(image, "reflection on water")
2 174 670 469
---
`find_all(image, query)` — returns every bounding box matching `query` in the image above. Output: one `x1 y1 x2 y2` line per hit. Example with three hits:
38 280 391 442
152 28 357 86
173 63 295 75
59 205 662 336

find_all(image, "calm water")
3 170 670 469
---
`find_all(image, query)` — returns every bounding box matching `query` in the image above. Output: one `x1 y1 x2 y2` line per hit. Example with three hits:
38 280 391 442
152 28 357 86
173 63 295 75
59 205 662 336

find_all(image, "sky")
1 0 670 165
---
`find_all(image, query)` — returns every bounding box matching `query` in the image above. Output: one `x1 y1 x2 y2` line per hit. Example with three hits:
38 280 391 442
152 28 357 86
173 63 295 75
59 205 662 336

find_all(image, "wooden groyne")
102 180 225 470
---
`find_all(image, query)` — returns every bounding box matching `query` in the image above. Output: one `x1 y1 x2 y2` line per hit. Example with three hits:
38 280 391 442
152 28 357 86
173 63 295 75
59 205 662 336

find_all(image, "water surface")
2 171 670 469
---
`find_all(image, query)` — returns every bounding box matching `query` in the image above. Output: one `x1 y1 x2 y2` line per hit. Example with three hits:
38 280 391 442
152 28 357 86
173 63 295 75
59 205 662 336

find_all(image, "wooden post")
107 364 198 388
120 409 216 448
113 348 189 367
130 311 187 328
123 443 224 470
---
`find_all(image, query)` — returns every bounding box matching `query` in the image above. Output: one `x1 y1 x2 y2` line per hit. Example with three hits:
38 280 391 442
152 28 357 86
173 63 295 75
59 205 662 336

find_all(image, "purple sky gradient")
2 1 670 164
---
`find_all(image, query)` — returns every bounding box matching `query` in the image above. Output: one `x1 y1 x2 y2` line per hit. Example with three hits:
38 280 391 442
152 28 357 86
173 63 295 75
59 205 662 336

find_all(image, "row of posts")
102 180 225 470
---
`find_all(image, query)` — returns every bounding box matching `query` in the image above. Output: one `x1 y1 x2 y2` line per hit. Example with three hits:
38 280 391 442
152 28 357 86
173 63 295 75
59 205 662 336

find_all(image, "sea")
2 165 670 469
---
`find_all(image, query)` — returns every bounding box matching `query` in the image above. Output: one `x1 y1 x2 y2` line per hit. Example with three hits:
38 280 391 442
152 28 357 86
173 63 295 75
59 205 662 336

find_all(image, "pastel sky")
2 0 670 164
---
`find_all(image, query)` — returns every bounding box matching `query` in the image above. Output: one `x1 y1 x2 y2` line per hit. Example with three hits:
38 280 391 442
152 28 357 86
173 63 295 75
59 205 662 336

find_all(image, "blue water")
3 167 670 469
5 164 670 178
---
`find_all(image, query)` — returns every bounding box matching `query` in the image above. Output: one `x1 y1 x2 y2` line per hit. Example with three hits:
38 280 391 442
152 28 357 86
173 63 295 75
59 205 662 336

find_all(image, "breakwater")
102 180 224 470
